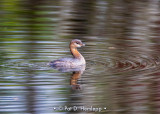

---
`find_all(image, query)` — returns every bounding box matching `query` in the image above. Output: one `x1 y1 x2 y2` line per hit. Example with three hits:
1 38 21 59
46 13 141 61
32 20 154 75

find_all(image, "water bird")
49 39 86 68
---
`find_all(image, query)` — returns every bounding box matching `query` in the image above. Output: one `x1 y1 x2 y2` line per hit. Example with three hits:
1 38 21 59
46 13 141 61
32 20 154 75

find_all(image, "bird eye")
76 42 79 44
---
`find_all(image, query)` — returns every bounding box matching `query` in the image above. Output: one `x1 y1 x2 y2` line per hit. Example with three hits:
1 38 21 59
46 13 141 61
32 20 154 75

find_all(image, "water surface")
1 0 160 114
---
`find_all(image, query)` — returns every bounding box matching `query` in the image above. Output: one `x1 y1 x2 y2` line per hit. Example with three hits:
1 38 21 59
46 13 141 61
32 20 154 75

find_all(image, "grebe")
50 39 86 67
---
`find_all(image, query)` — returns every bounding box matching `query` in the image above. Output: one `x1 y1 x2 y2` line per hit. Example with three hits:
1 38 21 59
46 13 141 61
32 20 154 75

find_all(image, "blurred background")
0 0 160 113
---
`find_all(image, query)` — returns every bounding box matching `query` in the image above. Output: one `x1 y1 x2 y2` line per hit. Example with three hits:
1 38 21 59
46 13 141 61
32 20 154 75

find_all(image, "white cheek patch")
77 44 81 47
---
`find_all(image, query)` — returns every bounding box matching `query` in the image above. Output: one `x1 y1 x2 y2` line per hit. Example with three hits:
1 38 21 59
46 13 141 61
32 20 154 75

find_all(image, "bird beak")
82 43 85 46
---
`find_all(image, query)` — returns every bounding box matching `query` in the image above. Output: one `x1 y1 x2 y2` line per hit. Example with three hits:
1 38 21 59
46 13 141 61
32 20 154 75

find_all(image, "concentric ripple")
86 51 160 75
113 55 160 73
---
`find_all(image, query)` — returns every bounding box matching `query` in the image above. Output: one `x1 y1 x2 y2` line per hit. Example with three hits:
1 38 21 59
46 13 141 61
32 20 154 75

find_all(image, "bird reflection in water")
50 65 85 90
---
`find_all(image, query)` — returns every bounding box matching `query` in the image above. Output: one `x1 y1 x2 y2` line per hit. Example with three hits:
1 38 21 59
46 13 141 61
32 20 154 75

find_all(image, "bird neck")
70 46 82 59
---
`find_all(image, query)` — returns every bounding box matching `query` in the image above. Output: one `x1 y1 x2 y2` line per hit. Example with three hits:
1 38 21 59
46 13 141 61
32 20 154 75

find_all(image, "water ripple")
87 51 160 76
